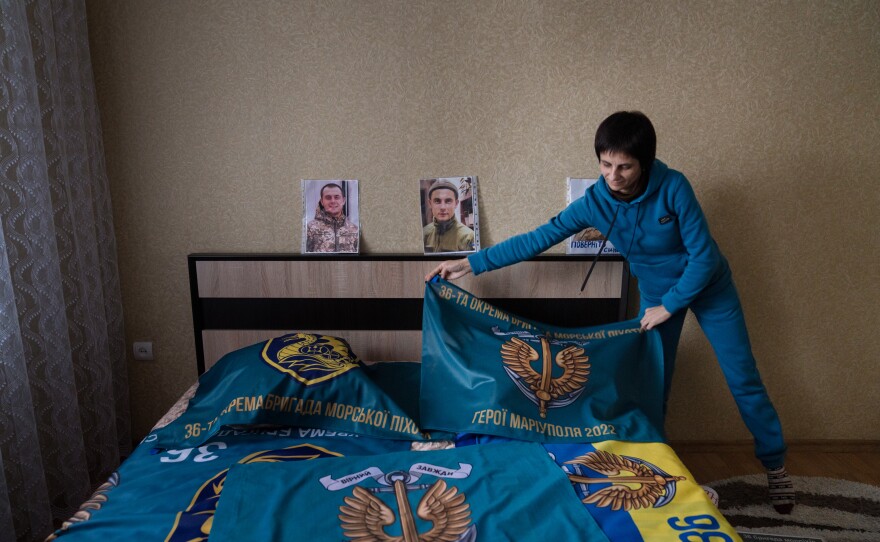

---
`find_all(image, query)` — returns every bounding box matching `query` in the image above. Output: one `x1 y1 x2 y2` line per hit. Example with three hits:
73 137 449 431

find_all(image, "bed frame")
188 254 629 374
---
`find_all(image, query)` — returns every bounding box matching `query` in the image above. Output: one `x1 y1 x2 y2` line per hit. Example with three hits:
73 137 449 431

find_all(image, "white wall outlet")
133 341 154 361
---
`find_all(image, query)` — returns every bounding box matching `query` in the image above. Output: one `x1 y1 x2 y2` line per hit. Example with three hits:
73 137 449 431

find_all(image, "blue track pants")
641 277 787 469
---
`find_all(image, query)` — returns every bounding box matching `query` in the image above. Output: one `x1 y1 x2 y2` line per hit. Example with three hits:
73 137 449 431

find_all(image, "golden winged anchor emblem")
564 450 686 511
500 336 590 418
338 476 473 542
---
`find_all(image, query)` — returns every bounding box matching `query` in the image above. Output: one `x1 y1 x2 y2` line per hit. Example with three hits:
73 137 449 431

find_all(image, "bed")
47 254 741 542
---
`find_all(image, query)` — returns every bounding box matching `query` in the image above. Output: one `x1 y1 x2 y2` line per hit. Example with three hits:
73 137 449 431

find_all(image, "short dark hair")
320 183 344 198
318 183 344 212
594 111 656 173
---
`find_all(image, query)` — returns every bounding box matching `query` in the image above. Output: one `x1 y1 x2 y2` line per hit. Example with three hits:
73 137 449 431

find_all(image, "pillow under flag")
210 441 611 542
149 333 439 449
420 278 665 442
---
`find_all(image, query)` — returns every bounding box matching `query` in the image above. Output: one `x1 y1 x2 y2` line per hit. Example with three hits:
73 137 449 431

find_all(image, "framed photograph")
302 180 360 254
566 178 619 255
420 176 480 255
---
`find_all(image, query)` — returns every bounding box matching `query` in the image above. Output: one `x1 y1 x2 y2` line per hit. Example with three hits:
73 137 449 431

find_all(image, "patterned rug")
708 474 880 542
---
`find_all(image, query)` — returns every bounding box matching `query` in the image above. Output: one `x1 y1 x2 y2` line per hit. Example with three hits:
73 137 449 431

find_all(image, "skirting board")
670 440 880 453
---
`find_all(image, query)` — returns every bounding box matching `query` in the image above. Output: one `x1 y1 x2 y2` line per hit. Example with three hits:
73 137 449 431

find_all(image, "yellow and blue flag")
454 435 741 541
546 440 741 541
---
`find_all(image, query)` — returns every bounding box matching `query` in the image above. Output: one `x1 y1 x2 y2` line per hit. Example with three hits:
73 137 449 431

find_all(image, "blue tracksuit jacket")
469 160 726 312
468 159 786 467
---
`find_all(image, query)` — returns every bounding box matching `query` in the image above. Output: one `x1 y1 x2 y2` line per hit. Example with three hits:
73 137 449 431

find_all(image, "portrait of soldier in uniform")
302 180 360 253
420 177 480 255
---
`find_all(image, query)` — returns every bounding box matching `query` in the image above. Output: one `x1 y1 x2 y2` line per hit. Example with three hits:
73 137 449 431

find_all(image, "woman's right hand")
425 258 472 281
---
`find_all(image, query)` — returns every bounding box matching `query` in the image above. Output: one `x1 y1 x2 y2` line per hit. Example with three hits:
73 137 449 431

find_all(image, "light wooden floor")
672 441 880 486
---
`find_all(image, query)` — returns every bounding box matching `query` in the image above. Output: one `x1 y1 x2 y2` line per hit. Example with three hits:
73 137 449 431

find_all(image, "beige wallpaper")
85 0 880 444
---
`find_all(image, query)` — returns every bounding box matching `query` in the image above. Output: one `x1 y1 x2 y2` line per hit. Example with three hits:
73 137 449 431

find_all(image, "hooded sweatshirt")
468 160 727 314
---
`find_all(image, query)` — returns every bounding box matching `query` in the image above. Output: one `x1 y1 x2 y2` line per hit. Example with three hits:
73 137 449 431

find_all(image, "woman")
426 111 794 513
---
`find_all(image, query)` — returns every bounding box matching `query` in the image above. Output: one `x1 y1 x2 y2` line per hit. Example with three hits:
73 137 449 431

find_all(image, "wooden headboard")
188 254 629 374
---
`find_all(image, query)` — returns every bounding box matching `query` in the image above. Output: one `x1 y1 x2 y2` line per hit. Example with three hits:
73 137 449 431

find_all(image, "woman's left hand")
641 306 672 330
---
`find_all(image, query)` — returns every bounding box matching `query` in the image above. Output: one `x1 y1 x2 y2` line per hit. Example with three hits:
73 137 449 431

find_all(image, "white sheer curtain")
0 1 129 540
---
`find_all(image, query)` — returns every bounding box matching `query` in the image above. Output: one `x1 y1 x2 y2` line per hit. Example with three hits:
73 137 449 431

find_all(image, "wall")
85 0 880 444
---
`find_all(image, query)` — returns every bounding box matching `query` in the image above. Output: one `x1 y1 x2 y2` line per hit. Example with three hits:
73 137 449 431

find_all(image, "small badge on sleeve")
658 215 675 225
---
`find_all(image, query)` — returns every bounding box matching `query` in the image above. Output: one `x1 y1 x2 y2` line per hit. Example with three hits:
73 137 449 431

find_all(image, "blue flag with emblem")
210 441 610 542
46 428 414 541
149 333 442 449
420 278 665 443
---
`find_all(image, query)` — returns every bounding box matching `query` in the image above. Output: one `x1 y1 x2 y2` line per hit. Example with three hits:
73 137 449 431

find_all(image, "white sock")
767 465 795 513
